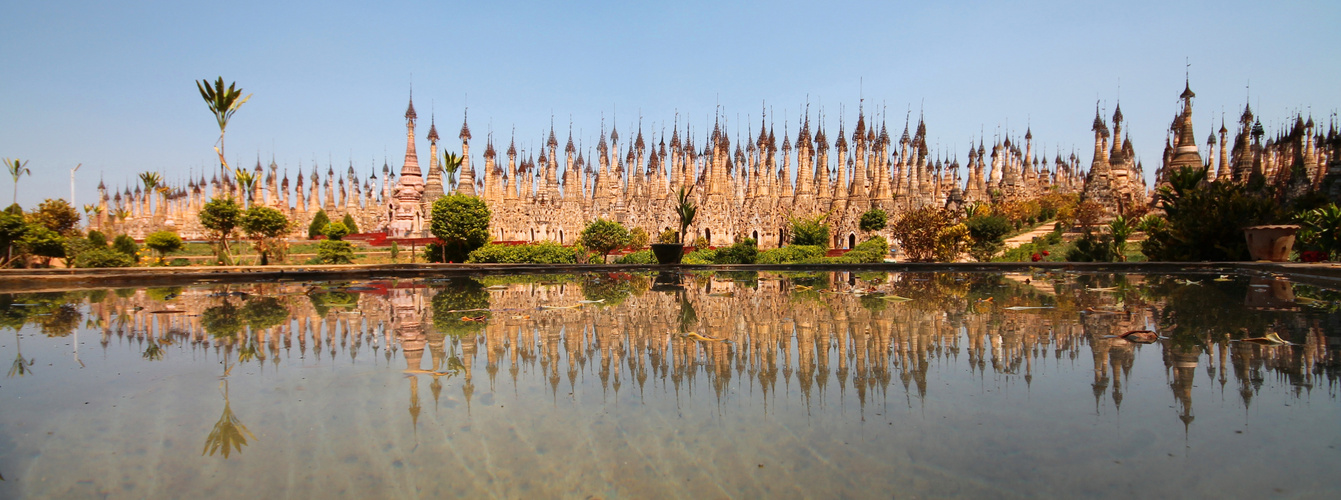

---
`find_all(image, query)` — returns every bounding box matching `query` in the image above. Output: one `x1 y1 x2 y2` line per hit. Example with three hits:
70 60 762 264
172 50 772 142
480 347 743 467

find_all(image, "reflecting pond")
1 271 1339 498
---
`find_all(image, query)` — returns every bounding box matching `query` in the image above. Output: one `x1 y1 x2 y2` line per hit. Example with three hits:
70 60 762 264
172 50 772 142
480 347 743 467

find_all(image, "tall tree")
5 158 30 206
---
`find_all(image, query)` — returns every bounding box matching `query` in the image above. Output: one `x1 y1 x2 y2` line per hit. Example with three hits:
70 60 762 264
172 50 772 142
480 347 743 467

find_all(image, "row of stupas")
87 83 1340 247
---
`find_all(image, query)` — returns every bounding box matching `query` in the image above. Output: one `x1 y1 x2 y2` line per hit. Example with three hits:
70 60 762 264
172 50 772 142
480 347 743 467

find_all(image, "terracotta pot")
1243 225 1299 262
650 243 684 264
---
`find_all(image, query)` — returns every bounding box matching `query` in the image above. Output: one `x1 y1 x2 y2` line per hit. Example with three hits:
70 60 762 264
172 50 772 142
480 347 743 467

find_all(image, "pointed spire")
427 114 440 142
458 108 472 141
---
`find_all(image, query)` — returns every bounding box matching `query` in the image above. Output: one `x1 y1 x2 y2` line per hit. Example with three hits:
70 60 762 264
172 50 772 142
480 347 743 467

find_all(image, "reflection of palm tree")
203 380 254 459
7 332 33 378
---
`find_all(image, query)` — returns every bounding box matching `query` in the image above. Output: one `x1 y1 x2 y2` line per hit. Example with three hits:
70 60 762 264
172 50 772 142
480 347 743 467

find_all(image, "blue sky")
2 0 1339 208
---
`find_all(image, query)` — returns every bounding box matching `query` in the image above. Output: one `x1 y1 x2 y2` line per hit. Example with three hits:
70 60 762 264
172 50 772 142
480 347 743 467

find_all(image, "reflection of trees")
202 381 254 459
431 278 489 337
578 272 651 308
241 297 289 331
202 302 243 338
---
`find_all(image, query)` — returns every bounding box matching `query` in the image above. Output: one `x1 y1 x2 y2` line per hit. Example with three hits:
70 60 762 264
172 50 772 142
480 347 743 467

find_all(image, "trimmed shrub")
614 249 655 264
713 238 759 264
757 245 826 264
466 242 578 264
73 248 134 268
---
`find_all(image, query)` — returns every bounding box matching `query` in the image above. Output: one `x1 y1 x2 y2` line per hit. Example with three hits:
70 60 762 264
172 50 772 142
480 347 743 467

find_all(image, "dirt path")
1002 223 1056 250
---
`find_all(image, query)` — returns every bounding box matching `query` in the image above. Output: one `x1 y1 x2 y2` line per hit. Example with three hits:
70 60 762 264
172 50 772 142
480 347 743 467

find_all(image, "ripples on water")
0 271 1339 498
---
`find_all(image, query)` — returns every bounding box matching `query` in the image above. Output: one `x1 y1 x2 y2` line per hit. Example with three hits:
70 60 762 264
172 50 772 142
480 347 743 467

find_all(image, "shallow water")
0 271 1338 498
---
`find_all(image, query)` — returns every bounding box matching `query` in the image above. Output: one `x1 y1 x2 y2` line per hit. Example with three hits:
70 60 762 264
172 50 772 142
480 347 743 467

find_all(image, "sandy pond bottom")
0 271 1338 498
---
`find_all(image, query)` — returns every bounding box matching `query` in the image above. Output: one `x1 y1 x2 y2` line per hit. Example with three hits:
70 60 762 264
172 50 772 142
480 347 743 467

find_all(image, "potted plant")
1243 224 1300 262
652 186 696 264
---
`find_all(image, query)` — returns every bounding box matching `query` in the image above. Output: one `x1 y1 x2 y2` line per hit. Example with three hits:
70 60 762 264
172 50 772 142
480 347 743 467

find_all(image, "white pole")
70 163 82 208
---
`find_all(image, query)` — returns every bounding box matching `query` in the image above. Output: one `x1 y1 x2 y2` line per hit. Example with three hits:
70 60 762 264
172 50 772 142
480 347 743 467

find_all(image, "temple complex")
89 84 1338 247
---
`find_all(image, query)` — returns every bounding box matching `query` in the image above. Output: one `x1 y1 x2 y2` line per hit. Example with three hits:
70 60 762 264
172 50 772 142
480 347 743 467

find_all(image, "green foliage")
1108 215 1134 261
466 242 578 264
145 287 182 302
859 208 888 233
965 214 1013 262
200 197 241 265
757 245 826 264
712 238 759 264
682 248 717 264
830 236 889 263
441 152 463 191
430 278 489 337
429 194 492 263
614 249 655 264
580 273 647 307
322 222 349 241
20 225 65 266
1142 169 1283 261
789 213 830 248
389 240 400 262
86 230 108 248
241 206 289 265
692 235 710 249
307 210 330 239
628 227 649 249
340 214 359 234
890 207 969 262
316 240 354 264
112 234 139 263
0 210 28 267
1066 230 1117 262
28 199 80 235
579 218 631 263
998 230 1066 262
144 230 184 263
201 302 243 338
5 158 31 206
1297 204 1341 259
73 248 134 267
240 297 290 331
657 228 679 244
675 186 697 244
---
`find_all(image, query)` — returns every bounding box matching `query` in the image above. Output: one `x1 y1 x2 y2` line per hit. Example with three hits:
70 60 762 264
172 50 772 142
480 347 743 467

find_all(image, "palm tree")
441 152 462 192
233 168 257 208
196 77 252 171
139 172 162 215
5 158 30 206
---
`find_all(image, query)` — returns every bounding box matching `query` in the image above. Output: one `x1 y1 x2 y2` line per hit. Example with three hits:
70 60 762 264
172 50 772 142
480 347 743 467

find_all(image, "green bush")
713 238 758 264
830 236 888 263
73 248 134 268
144 230 184 263
683 248 717 264
1066 230 1117 262
316 239 354 264
86 230 108 248
965 214 1013 262
322 222 350 241
614 249 655 264
758 245 826 264
1142 167 1282 261
466 242 577 264
790 214 830 248
341 214 359 235
308 210 330 239
112 234 139 263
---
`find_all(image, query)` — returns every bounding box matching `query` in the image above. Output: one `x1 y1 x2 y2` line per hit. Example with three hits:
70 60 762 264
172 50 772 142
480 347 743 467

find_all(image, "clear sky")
2 0 1338 209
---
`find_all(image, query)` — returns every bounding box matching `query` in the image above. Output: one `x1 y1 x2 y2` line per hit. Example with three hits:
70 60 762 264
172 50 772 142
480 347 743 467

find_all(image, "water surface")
1 271 1338 498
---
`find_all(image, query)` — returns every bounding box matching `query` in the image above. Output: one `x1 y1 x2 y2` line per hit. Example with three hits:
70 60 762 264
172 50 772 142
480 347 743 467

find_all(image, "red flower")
1031 253 1042 262
1041 250 1050 256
